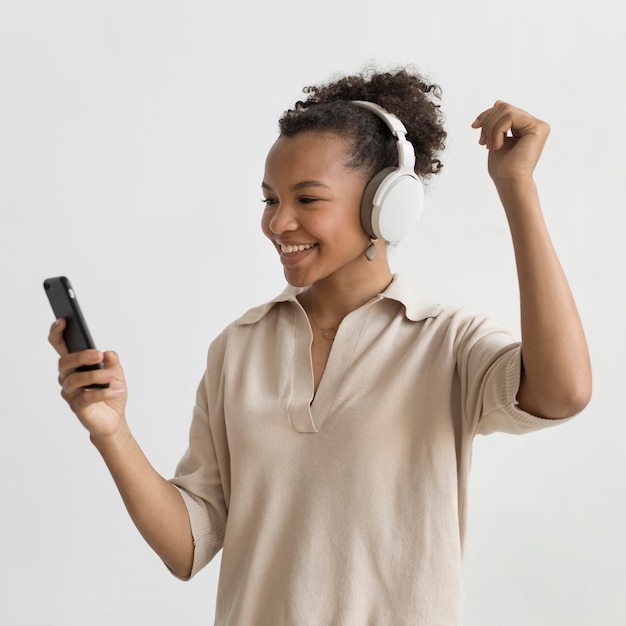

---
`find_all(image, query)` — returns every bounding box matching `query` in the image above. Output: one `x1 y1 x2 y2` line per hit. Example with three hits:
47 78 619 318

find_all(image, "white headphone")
352 100 424 243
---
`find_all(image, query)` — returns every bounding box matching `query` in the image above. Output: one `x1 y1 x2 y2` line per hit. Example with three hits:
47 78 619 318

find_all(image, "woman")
49 68 591 624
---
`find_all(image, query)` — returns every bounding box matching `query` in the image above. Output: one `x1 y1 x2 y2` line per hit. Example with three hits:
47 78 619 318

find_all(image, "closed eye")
261 198 278 206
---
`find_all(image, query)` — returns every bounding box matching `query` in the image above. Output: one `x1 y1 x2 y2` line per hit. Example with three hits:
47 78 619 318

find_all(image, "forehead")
263 131 355 185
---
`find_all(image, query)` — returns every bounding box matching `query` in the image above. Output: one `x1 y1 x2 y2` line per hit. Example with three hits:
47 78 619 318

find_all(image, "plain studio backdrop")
1 1 624 624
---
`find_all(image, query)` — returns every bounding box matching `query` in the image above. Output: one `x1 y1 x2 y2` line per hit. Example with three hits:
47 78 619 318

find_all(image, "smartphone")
43 276 109 389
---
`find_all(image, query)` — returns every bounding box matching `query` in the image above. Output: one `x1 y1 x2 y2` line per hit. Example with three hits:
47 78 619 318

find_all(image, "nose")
267 201 299 235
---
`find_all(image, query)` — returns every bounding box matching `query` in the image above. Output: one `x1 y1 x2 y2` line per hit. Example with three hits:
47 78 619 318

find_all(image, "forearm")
497 178 592 418
90 424 194 578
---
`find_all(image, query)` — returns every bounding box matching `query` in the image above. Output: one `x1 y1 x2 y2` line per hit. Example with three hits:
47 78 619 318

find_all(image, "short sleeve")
457 315 573 436
168 332 231 579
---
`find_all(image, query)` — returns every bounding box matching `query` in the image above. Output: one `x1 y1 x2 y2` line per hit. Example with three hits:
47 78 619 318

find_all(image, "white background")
1 1 624 624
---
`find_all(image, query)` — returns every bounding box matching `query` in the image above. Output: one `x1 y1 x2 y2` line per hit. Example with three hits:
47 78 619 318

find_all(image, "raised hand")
471 100 550 184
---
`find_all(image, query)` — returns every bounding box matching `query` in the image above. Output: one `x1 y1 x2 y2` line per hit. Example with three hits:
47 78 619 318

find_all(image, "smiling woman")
48 66 591 625
261 131 378 289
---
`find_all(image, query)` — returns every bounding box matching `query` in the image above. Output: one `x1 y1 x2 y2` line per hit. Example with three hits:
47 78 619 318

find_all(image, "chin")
284 273 312 288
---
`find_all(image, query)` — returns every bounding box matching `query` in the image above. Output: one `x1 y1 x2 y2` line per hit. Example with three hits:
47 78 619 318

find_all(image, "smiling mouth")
280 243 317 255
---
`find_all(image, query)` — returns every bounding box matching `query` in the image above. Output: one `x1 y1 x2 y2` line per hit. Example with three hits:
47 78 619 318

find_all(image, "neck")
305 267 393 325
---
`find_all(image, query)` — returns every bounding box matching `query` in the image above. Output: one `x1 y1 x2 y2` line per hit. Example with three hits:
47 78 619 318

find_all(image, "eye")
261 198 277 207
298 196 318 204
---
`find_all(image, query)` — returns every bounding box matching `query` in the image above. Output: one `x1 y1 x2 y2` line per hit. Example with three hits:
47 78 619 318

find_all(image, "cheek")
334 202 368 239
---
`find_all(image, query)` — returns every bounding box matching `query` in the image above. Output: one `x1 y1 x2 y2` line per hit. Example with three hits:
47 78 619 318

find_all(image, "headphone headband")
351 100 423 243
352 100 408 137
352 100 416 171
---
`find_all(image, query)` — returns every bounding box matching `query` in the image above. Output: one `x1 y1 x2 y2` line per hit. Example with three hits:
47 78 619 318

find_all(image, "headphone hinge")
396 140 416 170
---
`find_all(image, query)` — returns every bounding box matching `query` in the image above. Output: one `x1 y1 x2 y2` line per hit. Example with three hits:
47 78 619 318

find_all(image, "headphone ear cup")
360 168 395 238
361 168 424 242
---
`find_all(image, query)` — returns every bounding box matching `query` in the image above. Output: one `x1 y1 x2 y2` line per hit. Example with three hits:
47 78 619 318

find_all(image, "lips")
277 242 318 266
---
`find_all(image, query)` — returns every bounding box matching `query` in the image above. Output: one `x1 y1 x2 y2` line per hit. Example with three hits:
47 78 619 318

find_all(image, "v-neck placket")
287 297 380 433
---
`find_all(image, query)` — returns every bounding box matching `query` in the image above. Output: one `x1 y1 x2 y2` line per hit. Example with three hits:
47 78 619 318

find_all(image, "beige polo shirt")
170 274 568 625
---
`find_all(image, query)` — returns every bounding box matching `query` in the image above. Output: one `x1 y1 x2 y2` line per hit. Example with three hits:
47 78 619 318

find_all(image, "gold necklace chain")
308 292 337 341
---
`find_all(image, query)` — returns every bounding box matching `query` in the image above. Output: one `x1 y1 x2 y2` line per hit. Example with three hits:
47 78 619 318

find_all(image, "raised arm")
472 101 592 419
48 319 194 577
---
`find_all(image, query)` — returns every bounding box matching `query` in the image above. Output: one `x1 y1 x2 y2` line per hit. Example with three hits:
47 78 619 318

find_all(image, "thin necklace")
308 291 337 341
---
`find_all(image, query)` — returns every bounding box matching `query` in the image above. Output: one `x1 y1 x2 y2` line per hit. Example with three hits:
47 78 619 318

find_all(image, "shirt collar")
235 273 441 327
379 274 442 321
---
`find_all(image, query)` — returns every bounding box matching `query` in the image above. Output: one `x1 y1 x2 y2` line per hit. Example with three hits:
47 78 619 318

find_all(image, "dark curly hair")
279 67 446 181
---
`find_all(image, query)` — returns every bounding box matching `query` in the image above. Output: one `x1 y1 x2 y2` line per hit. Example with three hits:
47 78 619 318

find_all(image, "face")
261 131 373 288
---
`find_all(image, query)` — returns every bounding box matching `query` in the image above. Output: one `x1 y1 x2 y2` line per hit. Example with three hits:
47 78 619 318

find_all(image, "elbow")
544 387 591 419
558 367 593 418
518 374 592 419
561 381 592 417
165 556 193 581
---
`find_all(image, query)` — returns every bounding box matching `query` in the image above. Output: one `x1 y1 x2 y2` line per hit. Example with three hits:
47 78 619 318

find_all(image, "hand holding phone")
44 276 109 389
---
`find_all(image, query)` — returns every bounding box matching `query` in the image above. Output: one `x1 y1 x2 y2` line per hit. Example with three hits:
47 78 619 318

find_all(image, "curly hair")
278 67 446 181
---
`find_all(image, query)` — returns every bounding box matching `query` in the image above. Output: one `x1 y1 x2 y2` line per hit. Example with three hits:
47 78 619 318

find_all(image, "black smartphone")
43 276 109 389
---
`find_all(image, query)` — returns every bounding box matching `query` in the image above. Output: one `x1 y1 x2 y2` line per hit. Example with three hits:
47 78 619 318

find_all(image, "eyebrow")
261 180 331 192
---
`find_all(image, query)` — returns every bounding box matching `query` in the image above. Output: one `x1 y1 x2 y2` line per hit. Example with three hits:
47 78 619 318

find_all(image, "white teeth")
280 243 315 254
